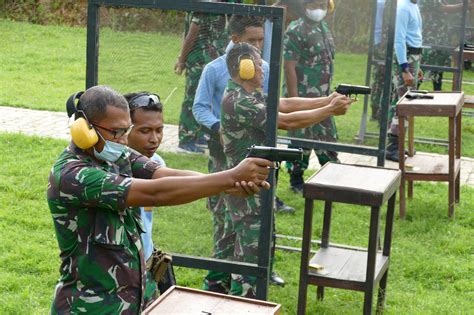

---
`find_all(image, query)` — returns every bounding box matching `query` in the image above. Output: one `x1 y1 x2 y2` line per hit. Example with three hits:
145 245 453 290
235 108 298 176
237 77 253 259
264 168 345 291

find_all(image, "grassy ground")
1 18 474 157
1 132 473 314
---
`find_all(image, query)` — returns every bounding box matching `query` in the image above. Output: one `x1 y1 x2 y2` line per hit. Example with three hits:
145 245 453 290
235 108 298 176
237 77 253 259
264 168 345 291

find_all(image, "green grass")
1 132 473 314
0 18 473 157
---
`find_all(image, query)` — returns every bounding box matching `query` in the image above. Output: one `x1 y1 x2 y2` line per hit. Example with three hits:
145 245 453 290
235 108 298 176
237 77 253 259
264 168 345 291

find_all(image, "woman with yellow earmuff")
282 0 339 194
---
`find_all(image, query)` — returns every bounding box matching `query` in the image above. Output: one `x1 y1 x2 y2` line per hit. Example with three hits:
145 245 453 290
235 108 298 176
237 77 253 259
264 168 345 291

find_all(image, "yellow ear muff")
239 58 255 80
329 0 335 13
70 117 99 149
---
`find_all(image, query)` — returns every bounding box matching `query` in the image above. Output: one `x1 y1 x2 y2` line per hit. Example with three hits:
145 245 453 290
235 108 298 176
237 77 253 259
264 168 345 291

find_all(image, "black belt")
407 47 422 55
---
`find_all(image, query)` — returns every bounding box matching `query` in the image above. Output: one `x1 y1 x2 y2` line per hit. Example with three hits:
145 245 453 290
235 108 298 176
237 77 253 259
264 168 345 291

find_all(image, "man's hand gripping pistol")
246 145 303 169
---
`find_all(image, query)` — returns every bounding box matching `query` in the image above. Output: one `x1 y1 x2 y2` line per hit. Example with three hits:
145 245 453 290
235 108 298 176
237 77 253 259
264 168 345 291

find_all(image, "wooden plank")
404 154 461 177
308 248 388 283
397 92 464 117
304 163 401 206
144 286 281 314
465 95 474 108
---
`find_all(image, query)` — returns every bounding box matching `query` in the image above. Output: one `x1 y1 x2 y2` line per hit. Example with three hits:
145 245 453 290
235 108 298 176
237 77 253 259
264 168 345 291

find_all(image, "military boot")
385 134 400 162
289 166 304 194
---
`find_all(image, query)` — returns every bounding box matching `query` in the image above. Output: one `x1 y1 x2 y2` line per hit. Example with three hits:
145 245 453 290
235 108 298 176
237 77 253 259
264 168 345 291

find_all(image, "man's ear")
231 34 240 44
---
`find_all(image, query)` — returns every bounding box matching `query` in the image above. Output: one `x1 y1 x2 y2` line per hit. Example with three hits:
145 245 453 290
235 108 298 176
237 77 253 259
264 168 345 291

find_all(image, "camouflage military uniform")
220 80 267 298
203 134 234 293
283 18 338 170
389 53 422 135
179 12 227 145
47 143 161 314
419 0 451 90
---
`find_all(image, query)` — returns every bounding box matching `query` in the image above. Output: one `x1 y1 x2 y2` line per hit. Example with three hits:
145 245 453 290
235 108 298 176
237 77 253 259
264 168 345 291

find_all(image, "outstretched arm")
278 95 352 130
278 92 340 113
126 158 273 207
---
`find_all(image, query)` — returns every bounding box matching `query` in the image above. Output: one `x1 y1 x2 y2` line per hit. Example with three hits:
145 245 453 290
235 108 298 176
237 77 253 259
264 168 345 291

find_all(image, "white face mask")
306 9 327 22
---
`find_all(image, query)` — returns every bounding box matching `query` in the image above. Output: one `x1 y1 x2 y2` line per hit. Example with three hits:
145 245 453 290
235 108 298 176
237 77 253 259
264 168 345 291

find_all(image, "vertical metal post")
454 0 468 91
357 0 379 144
86 1 100 89
376 0 397 167
256 8 285 301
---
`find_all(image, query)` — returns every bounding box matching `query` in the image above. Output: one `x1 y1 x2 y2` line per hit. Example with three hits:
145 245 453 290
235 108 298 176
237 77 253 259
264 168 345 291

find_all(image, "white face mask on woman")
306 9 327 22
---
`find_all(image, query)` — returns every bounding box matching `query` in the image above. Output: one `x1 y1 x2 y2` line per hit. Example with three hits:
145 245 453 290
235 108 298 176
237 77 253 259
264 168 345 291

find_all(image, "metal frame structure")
357 0 469 145
275 0 398 167
86 0 285 300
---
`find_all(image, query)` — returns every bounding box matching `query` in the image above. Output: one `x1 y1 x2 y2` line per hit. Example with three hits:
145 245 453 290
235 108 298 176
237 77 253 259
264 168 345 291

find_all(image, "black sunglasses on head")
129 93 161 111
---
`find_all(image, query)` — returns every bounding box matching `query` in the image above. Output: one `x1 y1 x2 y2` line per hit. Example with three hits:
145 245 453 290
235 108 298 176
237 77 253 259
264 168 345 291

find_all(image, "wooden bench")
297 163 401 315
464 95 474 109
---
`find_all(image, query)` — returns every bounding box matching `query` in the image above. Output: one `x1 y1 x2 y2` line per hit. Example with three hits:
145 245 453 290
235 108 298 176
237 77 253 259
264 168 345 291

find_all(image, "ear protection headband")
329 0 335 13
66 92 99 149
238 45 256 81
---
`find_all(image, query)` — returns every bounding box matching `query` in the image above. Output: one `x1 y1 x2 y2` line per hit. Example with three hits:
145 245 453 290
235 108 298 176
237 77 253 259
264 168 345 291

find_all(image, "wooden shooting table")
297 163 401 315
452 47 474 109
397 92 464 218
143 285 281 315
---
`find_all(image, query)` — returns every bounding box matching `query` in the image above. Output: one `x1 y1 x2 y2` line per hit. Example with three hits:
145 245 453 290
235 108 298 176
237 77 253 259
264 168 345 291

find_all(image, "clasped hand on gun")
246 145 303 169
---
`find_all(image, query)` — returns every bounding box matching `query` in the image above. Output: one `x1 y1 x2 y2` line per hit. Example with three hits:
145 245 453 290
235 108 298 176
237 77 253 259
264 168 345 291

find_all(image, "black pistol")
335 84 371 99
246 145 303 168
405 92 434 100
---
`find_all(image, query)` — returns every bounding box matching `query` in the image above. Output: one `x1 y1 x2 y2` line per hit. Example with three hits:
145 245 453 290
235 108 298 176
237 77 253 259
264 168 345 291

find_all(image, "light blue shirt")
263 18 273 64
374 0 386 46
140 153 166 261
193 50 270 130
395 0 423 65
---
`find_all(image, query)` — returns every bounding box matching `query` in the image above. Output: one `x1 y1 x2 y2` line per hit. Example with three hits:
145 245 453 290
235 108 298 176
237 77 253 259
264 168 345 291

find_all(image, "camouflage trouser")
286 115 339 172
422 48 451 90
203 138 235 293
179 66 204 145
224 193 262 298
370 46 386 121
143 271 158 308
389 53 421 136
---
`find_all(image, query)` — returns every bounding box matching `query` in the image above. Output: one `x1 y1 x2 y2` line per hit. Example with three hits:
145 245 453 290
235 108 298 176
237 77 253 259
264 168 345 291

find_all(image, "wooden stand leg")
298 199 314 315
316 201 332 300
408 181 413 199
364 206 381 315
455 113 462 204
377 194 396 314
399 116 406 219
448 117 455 217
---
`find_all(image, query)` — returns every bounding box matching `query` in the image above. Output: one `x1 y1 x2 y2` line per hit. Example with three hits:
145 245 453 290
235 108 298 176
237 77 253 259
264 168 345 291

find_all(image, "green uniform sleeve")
283 26 303 61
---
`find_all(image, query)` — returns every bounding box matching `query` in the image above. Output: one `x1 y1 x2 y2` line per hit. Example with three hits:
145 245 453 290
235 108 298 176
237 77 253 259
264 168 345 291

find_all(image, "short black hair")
226 43 260 79
124 91 163 120
79 85 128 122
229 15 264 36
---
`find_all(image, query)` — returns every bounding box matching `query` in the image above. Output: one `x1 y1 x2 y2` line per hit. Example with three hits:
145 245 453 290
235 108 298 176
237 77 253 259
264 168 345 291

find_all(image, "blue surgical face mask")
93 130 126 163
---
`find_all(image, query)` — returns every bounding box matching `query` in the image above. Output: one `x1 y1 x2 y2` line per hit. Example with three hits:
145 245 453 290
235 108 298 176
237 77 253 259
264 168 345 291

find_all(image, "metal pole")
86 1 100 89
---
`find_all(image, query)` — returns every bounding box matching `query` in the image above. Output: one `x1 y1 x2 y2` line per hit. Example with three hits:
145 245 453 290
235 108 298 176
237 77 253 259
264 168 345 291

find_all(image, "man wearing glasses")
47 85 272 314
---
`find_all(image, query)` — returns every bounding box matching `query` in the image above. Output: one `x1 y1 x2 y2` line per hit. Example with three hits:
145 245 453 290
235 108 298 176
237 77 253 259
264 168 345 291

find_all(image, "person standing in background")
283 0 338 194
175 6 228 154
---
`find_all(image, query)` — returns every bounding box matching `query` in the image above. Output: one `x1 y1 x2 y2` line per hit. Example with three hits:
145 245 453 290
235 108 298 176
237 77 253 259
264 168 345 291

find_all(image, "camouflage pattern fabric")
389 53 421 135
283 18 338 170
203 136 234 293
220 80 267 298
47 143 161 314
370 46 386 121
419 0 451 89
179 12 228 144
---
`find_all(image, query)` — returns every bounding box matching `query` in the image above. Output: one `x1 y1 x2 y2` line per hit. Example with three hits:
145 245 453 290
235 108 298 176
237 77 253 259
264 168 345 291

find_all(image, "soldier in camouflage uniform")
221 43 352 298
419 0 451 91
283 0 338 193
386 0 423 162
47 85 272 313
175 10 228 153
